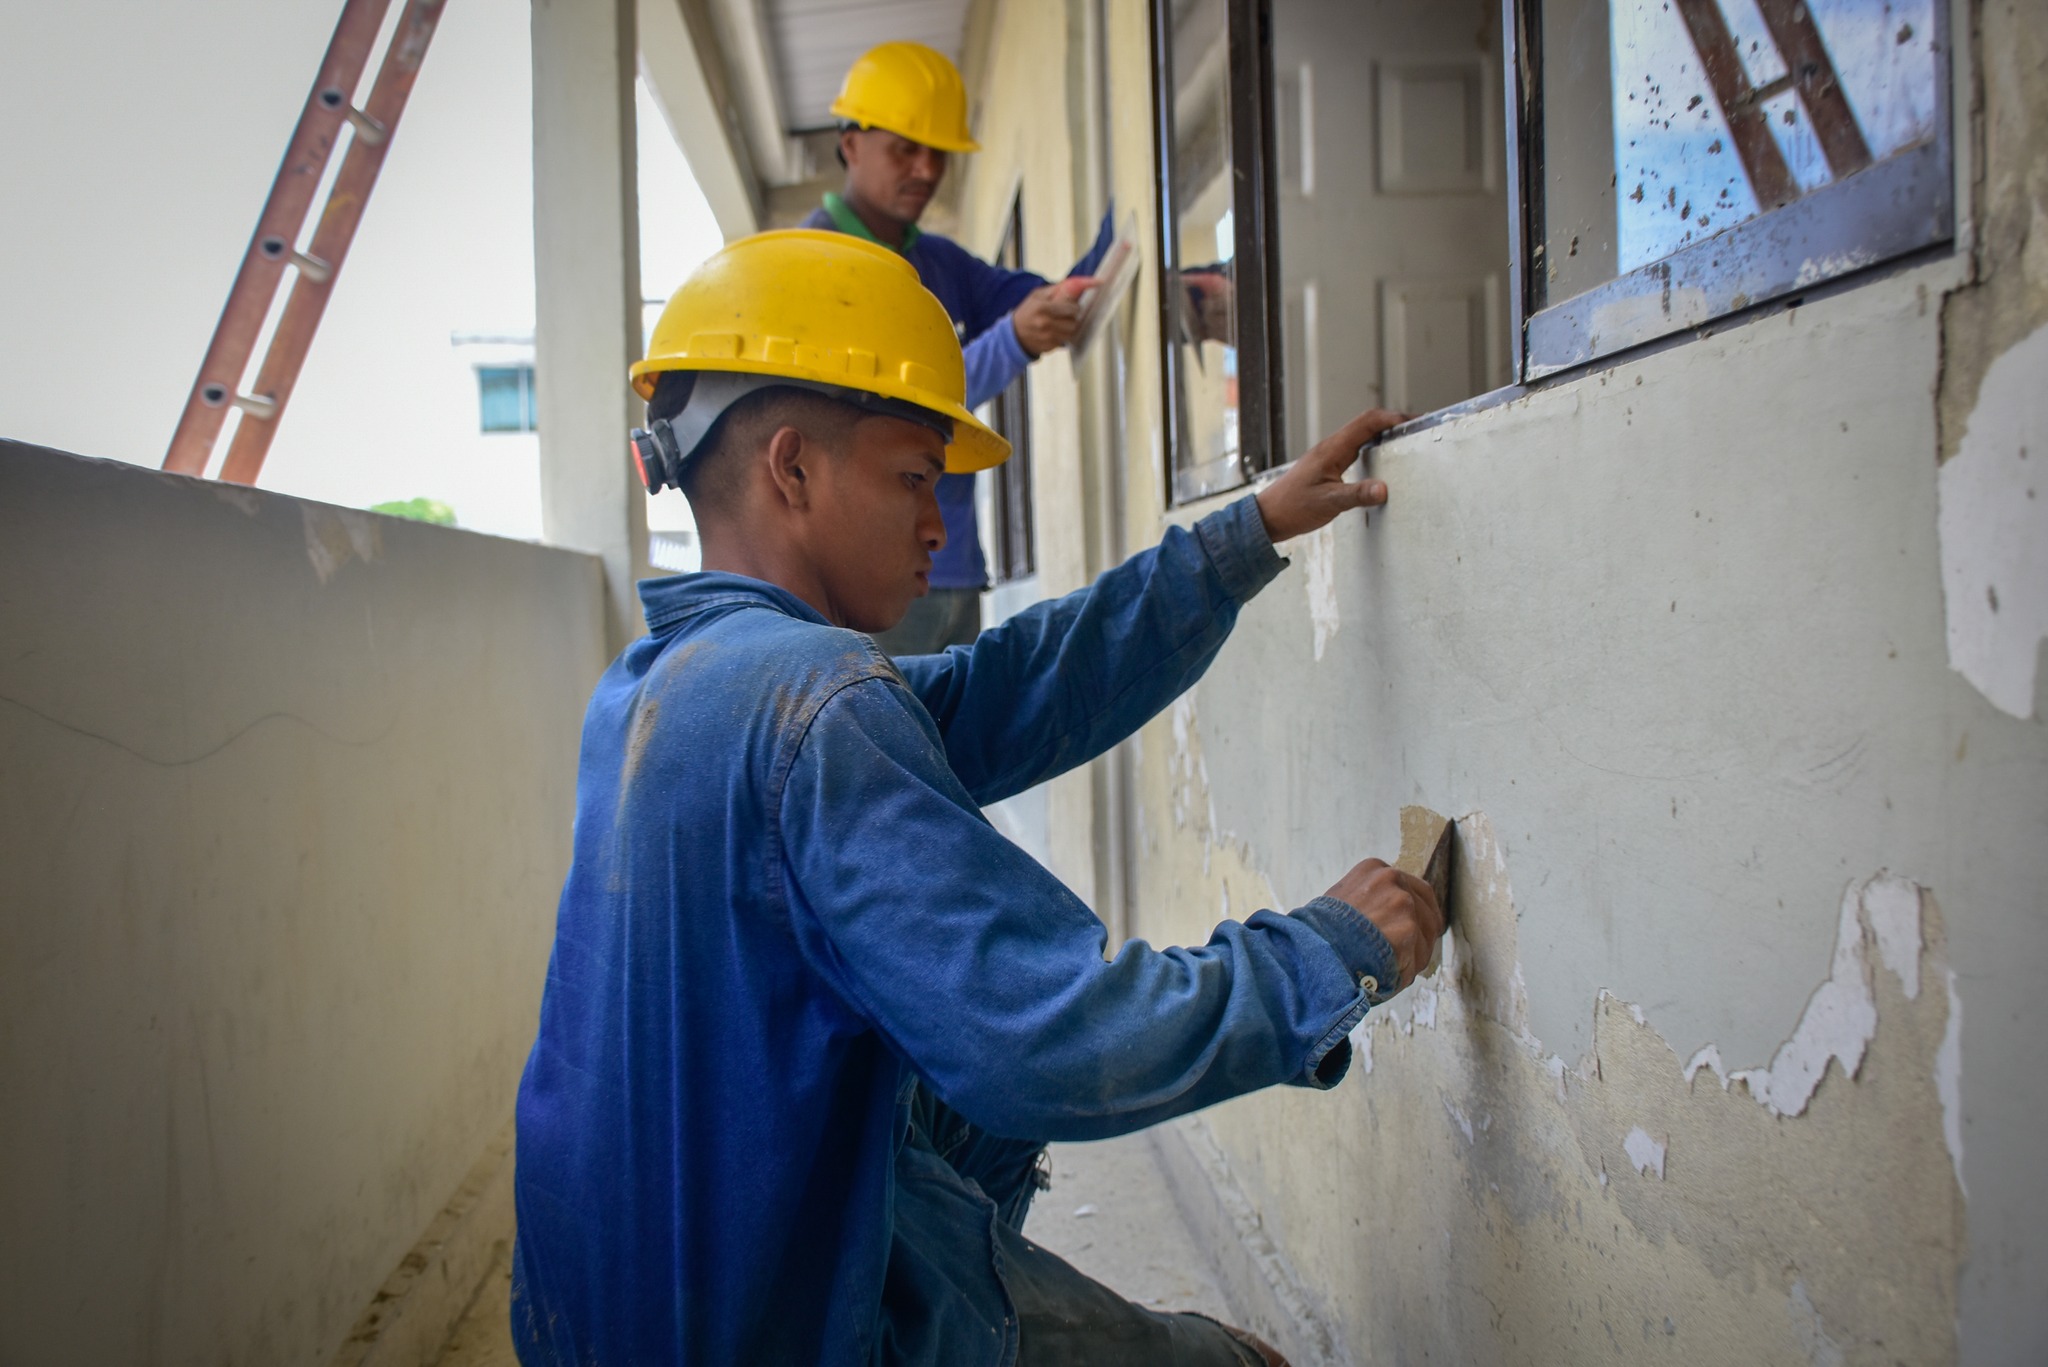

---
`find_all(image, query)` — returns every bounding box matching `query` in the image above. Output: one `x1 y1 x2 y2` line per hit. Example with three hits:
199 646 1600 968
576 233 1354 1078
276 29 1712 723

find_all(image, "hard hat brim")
829 96 982 154
630 355 1010 474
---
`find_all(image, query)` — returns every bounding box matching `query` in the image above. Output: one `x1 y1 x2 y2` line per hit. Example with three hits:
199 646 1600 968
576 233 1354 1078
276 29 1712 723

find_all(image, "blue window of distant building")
478 365 537 432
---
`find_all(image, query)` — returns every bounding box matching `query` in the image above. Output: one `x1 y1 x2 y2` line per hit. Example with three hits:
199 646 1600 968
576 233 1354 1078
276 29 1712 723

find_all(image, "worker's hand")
1253 408 1413 543
1181 270 1234 343
1011 276 1095 356
1321 858 1445 992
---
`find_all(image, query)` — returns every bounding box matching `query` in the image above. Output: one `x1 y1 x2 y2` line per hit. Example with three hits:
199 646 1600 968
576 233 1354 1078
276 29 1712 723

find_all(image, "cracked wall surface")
952 2 2048 1358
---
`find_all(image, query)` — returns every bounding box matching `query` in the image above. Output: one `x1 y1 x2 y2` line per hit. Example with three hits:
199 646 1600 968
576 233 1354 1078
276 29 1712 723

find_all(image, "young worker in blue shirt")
509 229 1441 1367
804 41 1106 655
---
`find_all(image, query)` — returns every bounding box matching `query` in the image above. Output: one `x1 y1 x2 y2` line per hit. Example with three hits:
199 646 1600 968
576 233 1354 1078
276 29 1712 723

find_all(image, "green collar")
823 191 920 254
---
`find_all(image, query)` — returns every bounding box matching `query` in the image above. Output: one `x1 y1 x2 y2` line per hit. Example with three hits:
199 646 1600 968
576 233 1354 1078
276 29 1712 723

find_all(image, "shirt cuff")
1292 895 1400 1007
1193 495 1289 605
1001 312 1035 364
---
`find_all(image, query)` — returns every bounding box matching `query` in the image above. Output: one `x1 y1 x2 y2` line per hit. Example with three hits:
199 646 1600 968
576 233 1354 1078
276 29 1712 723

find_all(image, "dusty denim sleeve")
778 674 1390 1140
894 495 1285 806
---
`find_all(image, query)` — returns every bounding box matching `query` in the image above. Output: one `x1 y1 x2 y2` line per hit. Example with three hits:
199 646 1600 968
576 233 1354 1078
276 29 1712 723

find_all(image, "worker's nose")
907 146 946 183
919 485 946 552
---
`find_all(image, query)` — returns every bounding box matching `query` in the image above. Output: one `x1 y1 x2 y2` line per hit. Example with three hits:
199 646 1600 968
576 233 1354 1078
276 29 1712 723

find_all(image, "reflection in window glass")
1267 0 1511 445
1160 0 1244 498
1538 0 1941 307
986 195 1035 584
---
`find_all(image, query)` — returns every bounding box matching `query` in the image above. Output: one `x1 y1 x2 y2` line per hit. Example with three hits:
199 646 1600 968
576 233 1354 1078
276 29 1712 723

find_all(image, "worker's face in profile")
841 129 948 226
803 415 949 633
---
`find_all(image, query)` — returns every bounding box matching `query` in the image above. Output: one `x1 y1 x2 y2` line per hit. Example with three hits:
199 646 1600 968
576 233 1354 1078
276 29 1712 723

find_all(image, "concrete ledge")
1149 1116 1354 1367
327 1121 516 1367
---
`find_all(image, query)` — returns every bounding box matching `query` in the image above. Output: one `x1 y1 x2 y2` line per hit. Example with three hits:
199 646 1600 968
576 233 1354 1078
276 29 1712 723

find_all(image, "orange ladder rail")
164 0 447 483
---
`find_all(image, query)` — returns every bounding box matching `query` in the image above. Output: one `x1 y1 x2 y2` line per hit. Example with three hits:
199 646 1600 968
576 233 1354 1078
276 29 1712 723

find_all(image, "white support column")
639 0 761 243
533 0 651 656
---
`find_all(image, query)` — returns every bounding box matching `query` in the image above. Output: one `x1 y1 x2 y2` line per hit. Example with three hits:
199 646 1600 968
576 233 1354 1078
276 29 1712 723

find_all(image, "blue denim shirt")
509 496 1398 1366
800 206 1113 590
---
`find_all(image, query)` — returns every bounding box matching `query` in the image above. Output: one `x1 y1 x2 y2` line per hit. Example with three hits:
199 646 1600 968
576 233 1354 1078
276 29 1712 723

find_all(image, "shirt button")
1359 974 1380 996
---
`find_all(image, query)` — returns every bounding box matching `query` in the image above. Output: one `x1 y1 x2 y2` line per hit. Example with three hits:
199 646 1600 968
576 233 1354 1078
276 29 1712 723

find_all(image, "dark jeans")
896 1085 1262 1367
873 587 983 657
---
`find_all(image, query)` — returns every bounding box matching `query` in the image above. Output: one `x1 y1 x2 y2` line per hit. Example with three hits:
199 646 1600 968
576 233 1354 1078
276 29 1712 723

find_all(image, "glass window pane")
1536 0 1942 311
1162 0 1244 497
987 197 1034 583
478 367 526 433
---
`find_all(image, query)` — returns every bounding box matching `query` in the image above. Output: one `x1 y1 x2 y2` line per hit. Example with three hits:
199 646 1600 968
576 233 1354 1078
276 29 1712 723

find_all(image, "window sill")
1525 139 1953 379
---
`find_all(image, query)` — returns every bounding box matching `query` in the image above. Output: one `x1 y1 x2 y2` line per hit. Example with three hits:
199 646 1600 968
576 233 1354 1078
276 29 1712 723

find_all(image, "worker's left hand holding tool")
1254 406 1445 991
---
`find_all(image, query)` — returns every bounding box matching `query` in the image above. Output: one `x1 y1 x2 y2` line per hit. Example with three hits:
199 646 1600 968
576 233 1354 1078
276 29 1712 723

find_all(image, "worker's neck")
698 526 843 627
840 185 913 250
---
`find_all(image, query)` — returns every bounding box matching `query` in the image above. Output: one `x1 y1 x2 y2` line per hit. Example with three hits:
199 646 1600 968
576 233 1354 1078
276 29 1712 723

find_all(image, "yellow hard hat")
829 41 980 154
630 229 1008 474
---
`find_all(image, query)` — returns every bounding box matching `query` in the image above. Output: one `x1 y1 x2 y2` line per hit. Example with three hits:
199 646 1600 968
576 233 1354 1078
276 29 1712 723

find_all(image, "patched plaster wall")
0 443 605 1367
954 0 2048 1361
1136 257 2045 1362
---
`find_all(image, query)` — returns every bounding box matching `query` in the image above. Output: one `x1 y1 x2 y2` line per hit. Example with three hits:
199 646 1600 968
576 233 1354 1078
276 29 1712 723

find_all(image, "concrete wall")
0 442 605 1366
956 1 2048 1362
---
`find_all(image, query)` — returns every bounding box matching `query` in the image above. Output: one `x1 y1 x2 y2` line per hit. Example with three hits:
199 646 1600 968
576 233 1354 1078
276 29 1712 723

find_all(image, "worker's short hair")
647 371 864 519
834 120 862 168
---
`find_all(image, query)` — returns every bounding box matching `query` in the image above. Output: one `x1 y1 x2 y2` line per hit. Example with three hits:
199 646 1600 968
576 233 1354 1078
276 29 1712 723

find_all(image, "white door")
1271 0 1512 445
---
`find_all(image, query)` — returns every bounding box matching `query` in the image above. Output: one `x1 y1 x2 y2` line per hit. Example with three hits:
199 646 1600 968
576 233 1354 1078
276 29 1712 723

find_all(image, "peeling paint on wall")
1937 967 1967 1197
1283 525 1341 661
1937 321 2048 721
1712 874 1923 1119
1622 1126 1666 1179
1787 1280 1847 1367
1134 747 1965 1363
213 484 263 517
302 504 383 584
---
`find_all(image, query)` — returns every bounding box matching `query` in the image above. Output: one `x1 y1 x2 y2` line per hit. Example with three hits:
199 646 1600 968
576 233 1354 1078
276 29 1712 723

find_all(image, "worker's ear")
837 128 859 170
763 425 813 512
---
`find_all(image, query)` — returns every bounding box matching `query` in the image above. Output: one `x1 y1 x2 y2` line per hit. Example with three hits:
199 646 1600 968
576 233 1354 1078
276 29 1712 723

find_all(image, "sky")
0 0 723 540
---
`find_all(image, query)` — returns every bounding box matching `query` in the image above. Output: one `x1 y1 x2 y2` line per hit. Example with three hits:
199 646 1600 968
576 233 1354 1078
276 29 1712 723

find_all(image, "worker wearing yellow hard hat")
804 40 1114 656
510 228 1433 1367
626 229 1008 489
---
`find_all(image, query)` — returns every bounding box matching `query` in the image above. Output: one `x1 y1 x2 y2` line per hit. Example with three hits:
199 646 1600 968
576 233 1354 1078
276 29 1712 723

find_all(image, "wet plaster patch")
1937 320 2048 720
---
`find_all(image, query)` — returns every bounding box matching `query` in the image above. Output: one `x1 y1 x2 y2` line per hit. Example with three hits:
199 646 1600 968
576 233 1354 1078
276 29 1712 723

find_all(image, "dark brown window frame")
987 189 1037 584
1151 0 1284 507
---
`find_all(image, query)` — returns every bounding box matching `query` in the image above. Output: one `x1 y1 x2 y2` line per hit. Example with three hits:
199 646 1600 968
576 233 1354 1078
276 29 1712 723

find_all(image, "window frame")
476 363 537 434
1151 0 1285 507
1143 0 1957 496
1512 0 1955 378
986 191 1038 584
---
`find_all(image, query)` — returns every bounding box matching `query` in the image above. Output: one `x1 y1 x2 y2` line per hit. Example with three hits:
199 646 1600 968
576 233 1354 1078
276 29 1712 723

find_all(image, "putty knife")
1395 806 1454 979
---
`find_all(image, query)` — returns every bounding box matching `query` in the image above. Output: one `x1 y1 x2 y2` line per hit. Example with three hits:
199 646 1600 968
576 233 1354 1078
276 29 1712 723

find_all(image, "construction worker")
509 230 1441 1367
805 40 1105 655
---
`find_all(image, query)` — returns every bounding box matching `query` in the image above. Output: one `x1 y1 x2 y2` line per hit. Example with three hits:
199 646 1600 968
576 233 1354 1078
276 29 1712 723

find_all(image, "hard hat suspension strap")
630 370 955 495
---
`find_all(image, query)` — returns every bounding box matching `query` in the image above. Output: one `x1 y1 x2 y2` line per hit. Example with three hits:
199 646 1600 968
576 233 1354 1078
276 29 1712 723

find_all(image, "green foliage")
370 497 457 526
